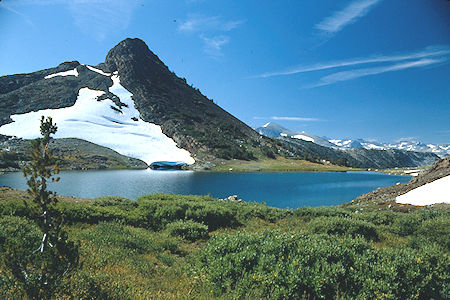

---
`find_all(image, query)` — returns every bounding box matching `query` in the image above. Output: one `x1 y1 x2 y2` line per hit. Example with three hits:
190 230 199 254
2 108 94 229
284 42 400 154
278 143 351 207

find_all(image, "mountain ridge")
256 122 449 158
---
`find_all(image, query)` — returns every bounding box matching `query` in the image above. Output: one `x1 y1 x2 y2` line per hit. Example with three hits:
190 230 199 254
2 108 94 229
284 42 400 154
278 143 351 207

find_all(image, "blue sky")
1 0 449 144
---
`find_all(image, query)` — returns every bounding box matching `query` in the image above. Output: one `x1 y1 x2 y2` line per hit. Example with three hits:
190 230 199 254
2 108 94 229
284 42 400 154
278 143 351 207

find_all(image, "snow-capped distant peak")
44 68 79 79
263 122 271 128
0 74 195 165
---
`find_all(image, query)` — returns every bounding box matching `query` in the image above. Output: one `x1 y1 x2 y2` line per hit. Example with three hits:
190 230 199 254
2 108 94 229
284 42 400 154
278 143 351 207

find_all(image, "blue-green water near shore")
0 170 410 209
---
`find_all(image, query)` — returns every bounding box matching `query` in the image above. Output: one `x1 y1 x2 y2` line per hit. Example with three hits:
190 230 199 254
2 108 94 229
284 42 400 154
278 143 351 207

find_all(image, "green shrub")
410 216 450 250
198 231 368 299
390 213 423 237
0 199 31 217
79 221 180 255
198 230 449 299
0 216 41 298
293 206 351 221
389 210 450 237
308 216 379 241
137 194 239 230
355 210 399 226
235 203 291 223
260 145 276 159
166 220 209 241
357 244 450 299
92 196 137 209
215 146 255 161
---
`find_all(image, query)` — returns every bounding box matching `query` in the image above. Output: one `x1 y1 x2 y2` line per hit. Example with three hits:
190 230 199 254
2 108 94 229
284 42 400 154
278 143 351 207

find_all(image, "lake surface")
0 170 410 209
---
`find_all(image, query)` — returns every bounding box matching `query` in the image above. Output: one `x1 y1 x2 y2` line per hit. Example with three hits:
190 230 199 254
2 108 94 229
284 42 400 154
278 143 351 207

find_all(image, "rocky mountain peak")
104 38 169 75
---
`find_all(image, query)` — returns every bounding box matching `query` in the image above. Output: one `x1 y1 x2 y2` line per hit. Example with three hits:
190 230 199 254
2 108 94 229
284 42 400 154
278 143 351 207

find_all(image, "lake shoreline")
0 170 412 209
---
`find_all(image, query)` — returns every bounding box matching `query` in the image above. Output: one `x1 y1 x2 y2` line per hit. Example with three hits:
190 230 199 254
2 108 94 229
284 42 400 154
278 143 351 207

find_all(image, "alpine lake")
0 170 411 209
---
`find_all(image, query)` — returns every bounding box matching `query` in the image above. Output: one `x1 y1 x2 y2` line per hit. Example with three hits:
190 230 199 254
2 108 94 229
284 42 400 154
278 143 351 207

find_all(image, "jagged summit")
103 38 169 74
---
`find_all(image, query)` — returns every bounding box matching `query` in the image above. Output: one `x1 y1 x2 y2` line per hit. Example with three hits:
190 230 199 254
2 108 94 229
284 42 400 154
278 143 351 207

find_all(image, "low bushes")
198 230 449 299
308 216 380 241
293 206 351 221
166 220 209 241
137 194 238 230
0 193 448 299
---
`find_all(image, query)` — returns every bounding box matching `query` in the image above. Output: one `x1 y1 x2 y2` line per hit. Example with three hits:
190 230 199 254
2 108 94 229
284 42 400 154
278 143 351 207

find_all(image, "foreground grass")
0 190 448 299
211 156 357 172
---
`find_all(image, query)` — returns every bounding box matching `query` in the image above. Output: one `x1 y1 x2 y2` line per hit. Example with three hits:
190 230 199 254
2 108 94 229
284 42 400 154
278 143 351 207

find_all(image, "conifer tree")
5 116 79 299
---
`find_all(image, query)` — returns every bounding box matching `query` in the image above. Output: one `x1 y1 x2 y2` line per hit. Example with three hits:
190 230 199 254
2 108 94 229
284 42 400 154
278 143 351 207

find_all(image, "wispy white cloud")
395 137 418 143
178 14 244 58
312 58 446 87
436 130 450 137
272 116 320 122
69 0 142 41
0 2 36 28
178 14 244 33
255 46 450 78
254 116 320 122
200 35 230 57
316 0 382 34
3 0 141 41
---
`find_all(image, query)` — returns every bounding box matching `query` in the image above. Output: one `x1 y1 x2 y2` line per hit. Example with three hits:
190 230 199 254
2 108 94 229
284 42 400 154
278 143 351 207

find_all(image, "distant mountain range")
256 122 449 158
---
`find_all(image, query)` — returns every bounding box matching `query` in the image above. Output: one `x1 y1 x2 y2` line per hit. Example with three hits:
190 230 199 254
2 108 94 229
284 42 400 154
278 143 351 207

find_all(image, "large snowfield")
0 68 195 165
396 175 450 206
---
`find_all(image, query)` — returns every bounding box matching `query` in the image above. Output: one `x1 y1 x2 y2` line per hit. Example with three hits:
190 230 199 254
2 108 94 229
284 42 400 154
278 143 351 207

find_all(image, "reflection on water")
0 170 410 209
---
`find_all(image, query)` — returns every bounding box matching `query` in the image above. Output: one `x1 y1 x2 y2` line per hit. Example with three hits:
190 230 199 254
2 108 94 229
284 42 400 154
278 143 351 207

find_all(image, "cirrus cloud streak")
316 0 382 34
311 58 446 87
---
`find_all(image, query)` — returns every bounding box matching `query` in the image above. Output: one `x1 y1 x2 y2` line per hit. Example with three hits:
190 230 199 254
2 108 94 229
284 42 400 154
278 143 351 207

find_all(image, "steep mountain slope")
101 38 263 161
0 38 266 165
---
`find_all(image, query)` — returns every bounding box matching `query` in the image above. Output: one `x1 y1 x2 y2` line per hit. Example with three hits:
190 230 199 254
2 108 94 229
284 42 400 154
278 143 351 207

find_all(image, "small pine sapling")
5 116 79 299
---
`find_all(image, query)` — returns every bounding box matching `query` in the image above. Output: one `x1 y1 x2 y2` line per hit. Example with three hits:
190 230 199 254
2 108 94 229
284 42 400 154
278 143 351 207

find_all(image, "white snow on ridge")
0 75 195 165
84 65 111 76
396 176 450 206
361 143 385 150
292 134 315 142
45 68 79 79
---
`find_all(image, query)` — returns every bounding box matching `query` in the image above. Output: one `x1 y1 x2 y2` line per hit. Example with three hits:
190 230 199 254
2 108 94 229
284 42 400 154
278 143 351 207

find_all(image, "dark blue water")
0 170 410 209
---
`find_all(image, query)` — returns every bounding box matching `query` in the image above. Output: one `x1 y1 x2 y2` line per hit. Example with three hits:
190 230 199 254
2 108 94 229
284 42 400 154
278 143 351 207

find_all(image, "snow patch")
84 65 111 76
263 122 271 128
396 176 450 206
45 68 79 79
403 169 420 174
293 134 315 142
362 143 385 150
0 75 195 165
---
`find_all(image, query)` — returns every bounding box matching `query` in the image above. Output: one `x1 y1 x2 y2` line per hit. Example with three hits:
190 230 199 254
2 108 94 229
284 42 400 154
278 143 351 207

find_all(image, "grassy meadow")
0 190 448 299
